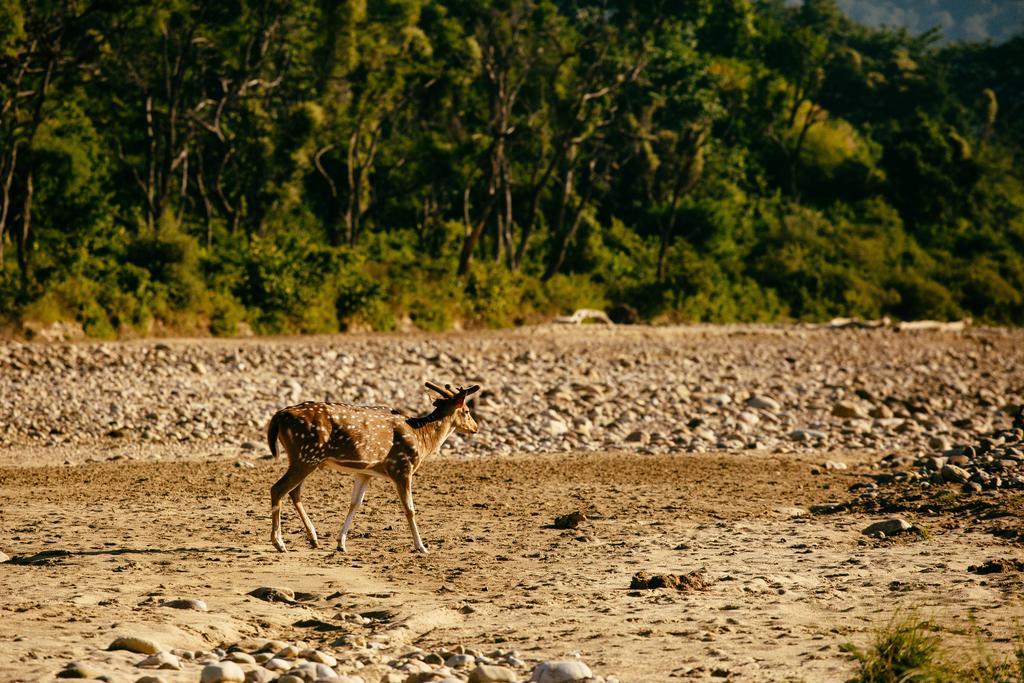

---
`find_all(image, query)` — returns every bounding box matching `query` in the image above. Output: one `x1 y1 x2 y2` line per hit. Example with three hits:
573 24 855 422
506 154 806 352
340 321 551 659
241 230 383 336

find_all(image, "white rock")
446 654 476 668
137 651 181 670
543 418 569 436
263 657 292 672
201 661 245 683
862 518 913 537
530 661 593 683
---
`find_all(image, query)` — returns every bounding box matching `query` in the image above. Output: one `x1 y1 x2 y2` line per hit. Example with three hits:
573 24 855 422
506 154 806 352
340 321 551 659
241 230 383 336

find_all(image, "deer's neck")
408 412 456 457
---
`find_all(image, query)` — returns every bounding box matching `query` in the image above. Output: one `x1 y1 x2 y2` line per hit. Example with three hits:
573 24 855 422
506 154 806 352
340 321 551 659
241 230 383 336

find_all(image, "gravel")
2 325 1021 461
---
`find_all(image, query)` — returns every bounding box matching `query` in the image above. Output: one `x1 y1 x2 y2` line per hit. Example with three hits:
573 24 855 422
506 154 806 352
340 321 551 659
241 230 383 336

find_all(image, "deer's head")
425 382 481 434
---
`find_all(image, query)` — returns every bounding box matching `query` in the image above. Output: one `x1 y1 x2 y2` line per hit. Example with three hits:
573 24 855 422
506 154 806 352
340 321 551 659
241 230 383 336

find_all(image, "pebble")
109 636 163 654
862 518 913 537
56 661 99 679
225 652 256 665
2 329 1011 459
200 661 246 683
469 664 520 683
745 395 780 411
137 652 181 670
446 654 476 668
0 551 8 563
159 598 208 611
243 670 275 683
135 676 166 683
300 649 337 666
832 401 866 419
530 661 593 683
941 463 970 484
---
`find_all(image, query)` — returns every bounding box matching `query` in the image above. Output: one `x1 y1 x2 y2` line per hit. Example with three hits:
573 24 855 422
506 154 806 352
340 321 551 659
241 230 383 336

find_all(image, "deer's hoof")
309 539 320 549
273 538 287 552
414 544 429 554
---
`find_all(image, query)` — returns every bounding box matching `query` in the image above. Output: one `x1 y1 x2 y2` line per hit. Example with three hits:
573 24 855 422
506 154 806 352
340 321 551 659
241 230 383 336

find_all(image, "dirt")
2 447 1023 682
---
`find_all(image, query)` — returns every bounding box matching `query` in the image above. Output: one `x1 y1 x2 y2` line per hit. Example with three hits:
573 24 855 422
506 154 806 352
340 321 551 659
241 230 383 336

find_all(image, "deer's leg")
270 465 311 552
289 482 319 548
393 475 428 554
337 475 370 552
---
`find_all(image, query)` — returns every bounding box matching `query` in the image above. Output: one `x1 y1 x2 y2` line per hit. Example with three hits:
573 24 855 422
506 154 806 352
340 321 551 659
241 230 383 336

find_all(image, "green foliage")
2 0 1024 335
845 614 1024 683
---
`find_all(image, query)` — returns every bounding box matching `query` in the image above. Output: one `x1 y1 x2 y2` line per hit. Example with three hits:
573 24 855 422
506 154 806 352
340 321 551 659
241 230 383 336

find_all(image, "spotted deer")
267 382 480 553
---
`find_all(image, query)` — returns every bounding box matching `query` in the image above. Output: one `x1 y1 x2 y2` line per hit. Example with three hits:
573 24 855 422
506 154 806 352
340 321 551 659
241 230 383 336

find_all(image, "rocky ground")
1 324 1023 683
1 324 1022 462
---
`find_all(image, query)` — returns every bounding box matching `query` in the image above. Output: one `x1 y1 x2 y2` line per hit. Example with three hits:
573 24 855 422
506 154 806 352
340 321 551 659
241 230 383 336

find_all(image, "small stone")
624 431 647 444
248 586 296 603
263 657 292 671
823 461 847 471
244 670 275 683
57 662 99 679
0 551 9 563
160 598 208 611
137 652 181 670
446 654 476 669
543 419 569 436
869 404 893 419
833 401 866 419
135 676 166 683
790 429 827 441
552 511 586 529
275 675 304 683
941 463 970 484
201 661 246 683
275 645 301 660
963 481 983 494
335 677 365 683
299 649 337 666
862 518 913 537
530 661 593 683
745 395 780 411
470 664 520 683
226 652 256 665
109 636 162 654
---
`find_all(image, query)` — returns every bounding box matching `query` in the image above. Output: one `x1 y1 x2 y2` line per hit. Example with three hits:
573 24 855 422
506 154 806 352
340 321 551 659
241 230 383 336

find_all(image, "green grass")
845 615 1024 682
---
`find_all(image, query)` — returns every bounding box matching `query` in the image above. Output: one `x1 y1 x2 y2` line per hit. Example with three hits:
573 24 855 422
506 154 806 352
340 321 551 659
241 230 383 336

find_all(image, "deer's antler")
425 381 455 398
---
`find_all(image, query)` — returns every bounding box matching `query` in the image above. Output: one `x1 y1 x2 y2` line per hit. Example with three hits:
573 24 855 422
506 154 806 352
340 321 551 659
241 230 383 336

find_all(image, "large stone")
200 661 246 683
745 395 780 411
469 664 520 683
832 401 866 419
160 598 208 611
137 652 181 670
244 670 276 683
862 518 913 538
941 463 970 484
109 636 162 655
446 654 476 669
530 661 593 683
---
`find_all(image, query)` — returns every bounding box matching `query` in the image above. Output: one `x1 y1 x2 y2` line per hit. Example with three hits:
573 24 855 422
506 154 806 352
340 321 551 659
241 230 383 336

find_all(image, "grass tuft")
846 615 1024 683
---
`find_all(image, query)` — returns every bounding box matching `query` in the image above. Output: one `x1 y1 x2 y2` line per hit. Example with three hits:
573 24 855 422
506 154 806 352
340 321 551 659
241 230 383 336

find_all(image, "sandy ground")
2 447 1022 682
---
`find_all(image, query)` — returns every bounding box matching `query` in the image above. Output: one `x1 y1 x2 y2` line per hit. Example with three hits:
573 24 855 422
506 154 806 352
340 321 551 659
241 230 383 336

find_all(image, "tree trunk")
16 171 32 286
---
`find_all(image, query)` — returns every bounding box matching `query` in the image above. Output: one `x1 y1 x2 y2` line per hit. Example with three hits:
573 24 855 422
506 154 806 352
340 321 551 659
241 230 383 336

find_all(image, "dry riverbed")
1 325 1023 682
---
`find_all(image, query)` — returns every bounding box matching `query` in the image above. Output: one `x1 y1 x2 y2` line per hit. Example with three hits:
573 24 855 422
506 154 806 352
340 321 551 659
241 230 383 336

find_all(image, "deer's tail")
267 411 284 459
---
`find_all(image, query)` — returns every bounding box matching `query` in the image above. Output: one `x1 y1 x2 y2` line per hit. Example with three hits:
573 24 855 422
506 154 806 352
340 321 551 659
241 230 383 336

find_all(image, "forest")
1 0 1023 336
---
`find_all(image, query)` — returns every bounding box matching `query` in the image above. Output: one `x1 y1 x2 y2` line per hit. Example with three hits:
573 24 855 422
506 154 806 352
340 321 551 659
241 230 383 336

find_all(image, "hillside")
1 0 1023 336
